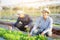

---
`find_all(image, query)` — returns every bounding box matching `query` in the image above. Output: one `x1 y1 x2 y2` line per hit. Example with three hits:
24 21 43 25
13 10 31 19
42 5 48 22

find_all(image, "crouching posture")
14 11 33 32
30 8 53 37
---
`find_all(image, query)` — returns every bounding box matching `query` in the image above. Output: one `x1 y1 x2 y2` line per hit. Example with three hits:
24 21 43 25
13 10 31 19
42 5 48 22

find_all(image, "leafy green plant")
0 28 48 40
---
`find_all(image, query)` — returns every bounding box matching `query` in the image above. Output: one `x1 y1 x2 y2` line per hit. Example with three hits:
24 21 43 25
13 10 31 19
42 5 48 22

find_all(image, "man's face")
42 11 49 19
19 14 25 18
17 13 25 18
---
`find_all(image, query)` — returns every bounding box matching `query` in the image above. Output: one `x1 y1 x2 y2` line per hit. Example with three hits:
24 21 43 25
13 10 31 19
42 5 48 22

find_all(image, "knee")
48 32 52 37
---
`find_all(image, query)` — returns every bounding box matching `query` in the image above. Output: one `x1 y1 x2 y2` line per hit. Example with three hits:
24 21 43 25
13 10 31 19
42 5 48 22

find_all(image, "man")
30 8 53 37
14 10 33 32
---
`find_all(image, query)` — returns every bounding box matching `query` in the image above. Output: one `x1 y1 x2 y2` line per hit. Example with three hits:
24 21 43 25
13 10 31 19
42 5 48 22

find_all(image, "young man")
30 8 53 37
14 11 33 32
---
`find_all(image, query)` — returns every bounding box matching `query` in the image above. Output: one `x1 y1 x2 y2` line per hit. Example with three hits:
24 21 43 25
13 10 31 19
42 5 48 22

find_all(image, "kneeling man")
30 8 53 37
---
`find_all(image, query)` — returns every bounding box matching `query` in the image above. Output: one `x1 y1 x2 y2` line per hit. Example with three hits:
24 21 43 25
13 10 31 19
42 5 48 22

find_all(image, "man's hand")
41 32 44 36
25 25 30 32
8 26 12 30
8 26 12 33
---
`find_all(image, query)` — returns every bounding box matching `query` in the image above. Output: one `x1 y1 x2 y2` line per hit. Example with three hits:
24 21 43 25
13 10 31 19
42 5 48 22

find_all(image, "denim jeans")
31 29 43 36
31 29 52 36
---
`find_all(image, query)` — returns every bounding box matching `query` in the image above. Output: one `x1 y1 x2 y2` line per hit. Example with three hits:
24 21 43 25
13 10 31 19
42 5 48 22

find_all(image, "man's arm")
14 17 20 27
25 19 32 27
24 15 33 28
30 17 41 35
28 20 32 26
8 17 19 30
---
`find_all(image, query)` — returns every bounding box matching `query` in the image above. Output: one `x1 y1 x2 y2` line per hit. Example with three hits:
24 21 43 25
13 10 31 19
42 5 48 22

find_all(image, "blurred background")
0 0 60 27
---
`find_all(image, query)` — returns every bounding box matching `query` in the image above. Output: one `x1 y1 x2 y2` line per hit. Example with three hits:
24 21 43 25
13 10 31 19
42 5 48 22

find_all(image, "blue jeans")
31 29 52 36
31 29 43 36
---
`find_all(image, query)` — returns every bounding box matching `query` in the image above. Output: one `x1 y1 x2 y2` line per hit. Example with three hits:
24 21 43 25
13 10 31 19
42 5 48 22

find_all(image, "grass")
53 24 60 27
0 28 47 40
0 19 16 22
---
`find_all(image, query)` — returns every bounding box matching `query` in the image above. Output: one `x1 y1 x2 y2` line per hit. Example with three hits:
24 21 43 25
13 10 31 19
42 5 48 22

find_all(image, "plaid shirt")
30 16 53 35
